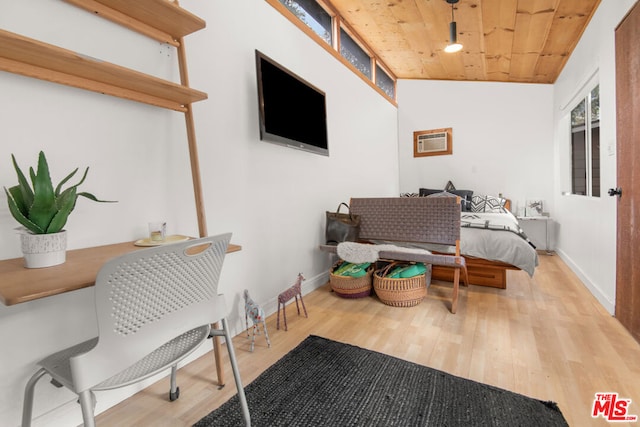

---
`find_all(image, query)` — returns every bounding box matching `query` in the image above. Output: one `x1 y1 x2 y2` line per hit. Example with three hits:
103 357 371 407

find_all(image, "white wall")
0 1 398 425
397 80 554 216
551 0 636 314
2 0 632 425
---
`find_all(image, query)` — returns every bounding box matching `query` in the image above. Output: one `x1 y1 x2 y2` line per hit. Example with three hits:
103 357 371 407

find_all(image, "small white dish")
134 234 191 247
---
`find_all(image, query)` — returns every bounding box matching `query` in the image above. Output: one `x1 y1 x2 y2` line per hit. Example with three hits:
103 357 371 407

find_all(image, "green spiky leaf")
6 185 28 217
77 192 116 203
28 152 58 232
54 167 80 197
48 187 76 233
10 154 34 213
29 167 36 189
4 188 45 234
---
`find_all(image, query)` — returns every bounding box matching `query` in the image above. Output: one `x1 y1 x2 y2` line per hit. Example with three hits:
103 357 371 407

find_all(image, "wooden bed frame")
432 257 517 289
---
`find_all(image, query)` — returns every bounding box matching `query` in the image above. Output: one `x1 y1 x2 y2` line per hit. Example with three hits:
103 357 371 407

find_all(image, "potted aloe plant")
4 151 114 268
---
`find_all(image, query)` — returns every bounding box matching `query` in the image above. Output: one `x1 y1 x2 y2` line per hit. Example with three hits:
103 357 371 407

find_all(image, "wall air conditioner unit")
416 132 447 154
413 127 452 157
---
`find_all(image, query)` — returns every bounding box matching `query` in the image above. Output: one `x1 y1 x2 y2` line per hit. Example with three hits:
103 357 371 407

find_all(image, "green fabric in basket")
388 263 427 278
399 263 427 278
335 262 371 278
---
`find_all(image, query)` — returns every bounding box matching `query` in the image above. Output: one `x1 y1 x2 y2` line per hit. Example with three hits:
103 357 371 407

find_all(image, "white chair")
22 234 250 427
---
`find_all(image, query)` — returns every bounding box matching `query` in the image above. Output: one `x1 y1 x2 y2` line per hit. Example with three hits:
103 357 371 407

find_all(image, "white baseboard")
555 248 615 315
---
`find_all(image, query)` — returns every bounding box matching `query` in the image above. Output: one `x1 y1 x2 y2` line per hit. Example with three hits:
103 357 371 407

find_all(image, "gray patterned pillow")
471 195 506 213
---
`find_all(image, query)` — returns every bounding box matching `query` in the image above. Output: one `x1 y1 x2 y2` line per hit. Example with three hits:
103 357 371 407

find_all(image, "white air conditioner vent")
416 132 447 153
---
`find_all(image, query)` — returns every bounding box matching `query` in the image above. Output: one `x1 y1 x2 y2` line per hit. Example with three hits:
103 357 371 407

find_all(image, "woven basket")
373 263 429 307
330 262 373 299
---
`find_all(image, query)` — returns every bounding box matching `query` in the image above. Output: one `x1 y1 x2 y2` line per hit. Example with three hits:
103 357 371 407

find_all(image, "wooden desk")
0 240 241 306
0 240 241 386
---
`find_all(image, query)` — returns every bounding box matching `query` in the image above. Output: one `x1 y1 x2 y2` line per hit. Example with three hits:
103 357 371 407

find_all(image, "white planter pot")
19 229 67 268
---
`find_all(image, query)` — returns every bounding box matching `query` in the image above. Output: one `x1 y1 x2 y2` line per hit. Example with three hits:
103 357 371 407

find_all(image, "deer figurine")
277 273 308 331
244 289 271 352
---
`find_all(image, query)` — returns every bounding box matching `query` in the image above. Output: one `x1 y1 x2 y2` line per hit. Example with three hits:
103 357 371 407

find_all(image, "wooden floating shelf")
0 28 207 111
62 0 206 47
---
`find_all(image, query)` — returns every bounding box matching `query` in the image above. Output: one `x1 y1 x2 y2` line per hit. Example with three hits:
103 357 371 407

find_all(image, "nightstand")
517 216 555 254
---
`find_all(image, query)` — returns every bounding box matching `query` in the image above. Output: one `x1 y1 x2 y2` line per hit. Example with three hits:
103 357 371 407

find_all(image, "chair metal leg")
22 368 47 427
221 318 251 426
170 365 177 393
78 390 96 427
169 365 180 401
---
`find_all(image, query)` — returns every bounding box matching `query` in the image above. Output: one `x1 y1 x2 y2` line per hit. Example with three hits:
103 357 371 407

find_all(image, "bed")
402 210 539 289
357 191 538 289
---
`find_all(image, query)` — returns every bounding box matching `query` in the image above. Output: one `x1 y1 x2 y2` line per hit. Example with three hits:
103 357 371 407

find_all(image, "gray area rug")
195 335 568 426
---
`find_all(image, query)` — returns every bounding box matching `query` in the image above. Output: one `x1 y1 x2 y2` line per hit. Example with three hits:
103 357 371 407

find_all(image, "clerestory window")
271 0 397 103
339 28 371 79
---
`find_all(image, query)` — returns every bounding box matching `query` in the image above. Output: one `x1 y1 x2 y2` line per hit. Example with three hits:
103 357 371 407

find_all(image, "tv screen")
255 50 329 156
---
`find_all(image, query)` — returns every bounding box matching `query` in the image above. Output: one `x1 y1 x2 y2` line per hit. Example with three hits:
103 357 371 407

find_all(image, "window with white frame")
570 85 600 197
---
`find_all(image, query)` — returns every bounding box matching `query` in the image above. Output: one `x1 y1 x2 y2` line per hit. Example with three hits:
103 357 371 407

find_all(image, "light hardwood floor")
96 255 640 426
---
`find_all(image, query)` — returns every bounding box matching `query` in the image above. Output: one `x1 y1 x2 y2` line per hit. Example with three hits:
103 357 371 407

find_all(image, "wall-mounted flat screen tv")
255 50 329 156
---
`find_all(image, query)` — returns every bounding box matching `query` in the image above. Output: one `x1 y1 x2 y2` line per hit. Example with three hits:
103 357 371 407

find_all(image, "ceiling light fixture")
444 0 463 53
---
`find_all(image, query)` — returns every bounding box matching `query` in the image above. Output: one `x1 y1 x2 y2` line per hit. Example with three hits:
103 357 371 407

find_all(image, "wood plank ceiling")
330 0 601 83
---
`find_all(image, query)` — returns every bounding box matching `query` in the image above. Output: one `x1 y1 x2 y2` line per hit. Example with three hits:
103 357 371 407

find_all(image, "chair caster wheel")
169 387 180 401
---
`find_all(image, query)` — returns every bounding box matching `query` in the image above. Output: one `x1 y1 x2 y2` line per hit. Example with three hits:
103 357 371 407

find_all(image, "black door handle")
608 188 622 197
